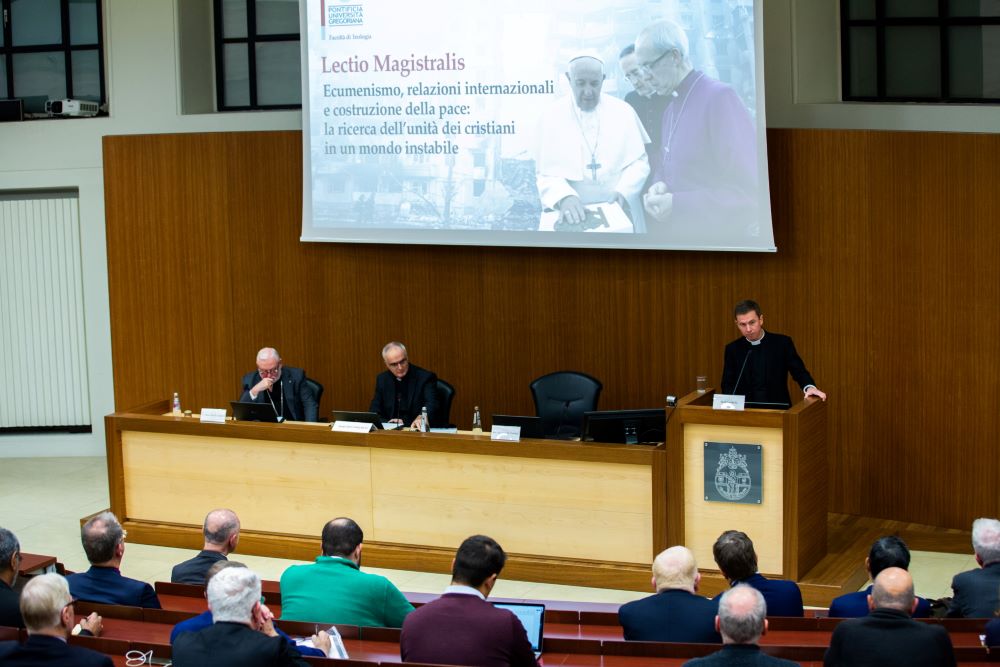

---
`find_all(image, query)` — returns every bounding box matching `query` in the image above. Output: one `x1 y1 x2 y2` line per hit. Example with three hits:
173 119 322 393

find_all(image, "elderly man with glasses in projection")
635 19 759 244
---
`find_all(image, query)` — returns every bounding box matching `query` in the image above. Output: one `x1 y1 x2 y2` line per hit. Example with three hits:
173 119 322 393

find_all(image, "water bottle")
420 405 429 432
472 406 482 433
172 392 182 416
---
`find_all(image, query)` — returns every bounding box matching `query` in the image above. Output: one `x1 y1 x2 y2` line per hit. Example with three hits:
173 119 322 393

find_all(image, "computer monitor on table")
581 409 666 445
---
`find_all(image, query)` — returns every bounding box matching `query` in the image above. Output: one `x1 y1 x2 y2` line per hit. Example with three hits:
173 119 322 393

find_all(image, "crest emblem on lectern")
714 446 752 501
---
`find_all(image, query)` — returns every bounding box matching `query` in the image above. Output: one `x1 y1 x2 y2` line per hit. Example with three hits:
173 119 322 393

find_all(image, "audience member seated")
171 508 241 585
949 517 1000 617
828 535 931 618
986 616 1000 647
823 568 955 667
67 511 160 609
0 573 109 666
400 535 538 667
173 566 322 667
171 561 327 657
683 585 798 666
0 527 23 627
618 546 721 643
280 517 413 627
712 530 803 617
369 341 438 430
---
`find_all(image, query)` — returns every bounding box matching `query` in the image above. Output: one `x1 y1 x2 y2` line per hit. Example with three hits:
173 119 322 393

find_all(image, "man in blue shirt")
829 535 931 618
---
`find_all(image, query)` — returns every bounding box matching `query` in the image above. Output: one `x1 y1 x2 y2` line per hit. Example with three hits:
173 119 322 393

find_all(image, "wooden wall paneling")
103 129 1000 533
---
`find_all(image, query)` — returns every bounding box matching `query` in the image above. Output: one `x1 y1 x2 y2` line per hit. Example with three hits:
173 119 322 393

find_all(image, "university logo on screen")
322 0 363 27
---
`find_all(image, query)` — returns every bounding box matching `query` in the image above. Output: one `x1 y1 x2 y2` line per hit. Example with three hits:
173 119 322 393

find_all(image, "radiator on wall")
0 191 91 430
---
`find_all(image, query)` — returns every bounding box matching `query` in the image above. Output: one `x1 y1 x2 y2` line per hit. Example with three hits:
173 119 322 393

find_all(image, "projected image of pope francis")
535 55 650 232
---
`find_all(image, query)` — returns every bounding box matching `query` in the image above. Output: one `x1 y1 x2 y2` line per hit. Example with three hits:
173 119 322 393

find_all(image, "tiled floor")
0 457 973 606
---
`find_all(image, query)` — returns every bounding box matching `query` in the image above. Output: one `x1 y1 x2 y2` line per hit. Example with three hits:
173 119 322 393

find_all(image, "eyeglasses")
258 364 282 379
639 48 676 74
624 69 645 83
387 358 408 369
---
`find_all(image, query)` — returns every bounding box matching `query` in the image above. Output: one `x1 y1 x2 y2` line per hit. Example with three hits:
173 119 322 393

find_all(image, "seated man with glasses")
369 341 438 430
618 44 669 183
0 573 109 666
0 527 24 627
67 512 161 609
635 19 759 244
239 347 319 422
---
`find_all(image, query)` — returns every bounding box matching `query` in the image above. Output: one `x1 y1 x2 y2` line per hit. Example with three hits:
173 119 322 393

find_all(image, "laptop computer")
492 602 544 658
491 415 545 440
230 401 280 423
329 410 387 429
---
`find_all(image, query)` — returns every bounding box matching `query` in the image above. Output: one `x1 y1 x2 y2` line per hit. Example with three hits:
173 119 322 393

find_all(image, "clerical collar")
671 69 701 98
747 331 766 346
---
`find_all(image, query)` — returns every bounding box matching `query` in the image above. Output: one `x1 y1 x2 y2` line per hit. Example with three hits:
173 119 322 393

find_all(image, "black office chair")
433 378 455 428
304 377 324 419
529 371 602 439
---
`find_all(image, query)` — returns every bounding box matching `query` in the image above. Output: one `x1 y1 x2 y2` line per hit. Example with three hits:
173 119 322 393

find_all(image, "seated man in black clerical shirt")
369 341 437 430
239 347 319 422
720 299 826 407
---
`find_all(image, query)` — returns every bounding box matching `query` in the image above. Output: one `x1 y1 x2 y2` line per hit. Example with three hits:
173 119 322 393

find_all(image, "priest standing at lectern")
721 300 827 408
535 55 650 232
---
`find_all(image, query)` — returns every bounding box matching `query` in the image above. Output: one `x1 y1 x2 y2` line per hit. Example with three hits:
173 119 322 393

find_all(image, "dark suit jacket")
950 561 1000 617
986 617 1000 647
172 620 308 667
715 574 803 618
823 607 955 667
684 644 800 666
618 588 721 643
0 579 23 627
828 585 931 618
369 365 438 425
721 332 815 407
170 550 227 585
67 566 161 609
240 366 318 422
400 593 539 667
0 634 113 667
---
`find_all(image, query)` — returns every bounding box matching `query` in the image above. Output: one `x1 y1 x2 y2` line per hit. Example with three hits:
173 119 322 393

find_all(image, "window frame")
0 0 107 114
212 0 302 111
840 0 1000 103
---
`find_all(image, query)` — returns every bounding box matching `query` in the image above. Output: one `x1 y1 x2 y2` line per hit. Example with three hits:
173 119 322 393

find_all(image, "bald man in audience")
0 527 23 627
824 568 955 667
618 546 721 643
949 517 1000 617
67 511 160 608
683 585 798 666
172 509 241 585
0 573 109 666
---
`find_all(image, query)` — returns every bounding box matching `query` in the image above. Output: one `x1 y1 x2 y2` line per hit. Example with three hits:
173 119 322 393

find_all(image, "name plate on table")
491 425 521 441
332 421 376 433
200 408 227 424
712 394 746 411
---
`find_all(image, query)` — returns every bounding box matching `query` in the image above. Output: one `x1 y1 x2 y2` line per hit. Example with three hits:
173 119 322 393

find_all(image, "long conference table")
105 399 667 591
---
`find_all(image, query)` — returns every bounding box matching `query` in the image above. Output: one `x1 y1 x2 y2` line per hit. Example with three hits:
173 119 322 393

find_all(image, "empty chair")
530 371 602 439
433 379 455 428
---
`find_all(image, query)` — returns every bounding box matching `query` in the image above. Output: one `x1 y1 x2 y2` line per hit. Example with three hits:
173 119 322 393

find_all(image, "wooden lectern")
665 390 827 581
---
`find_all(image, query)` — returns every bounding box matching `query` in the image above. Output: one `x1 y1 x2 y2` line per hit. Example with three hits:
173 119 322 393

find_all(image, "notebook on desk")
492 602 545 658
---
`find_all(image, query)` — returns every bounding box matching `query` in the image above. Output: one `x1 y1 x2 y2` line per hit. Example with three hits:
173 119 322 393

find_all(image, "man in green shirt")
279 518 414 627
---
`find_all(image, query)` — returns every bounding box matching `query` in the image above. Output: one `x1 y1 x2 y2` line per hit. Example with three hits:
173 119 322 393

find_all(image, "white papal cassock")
535 93 650 232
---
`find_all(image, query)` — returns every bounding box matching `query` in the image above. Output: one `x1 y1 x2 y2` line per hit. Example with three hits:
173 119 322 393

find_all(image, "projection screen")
300 0 774 252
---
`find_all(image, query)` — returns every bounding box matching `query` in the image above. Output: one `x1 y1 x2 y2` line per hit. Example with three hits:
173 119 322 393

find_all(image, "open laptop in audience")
492 601 544 659
491 415 545 439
